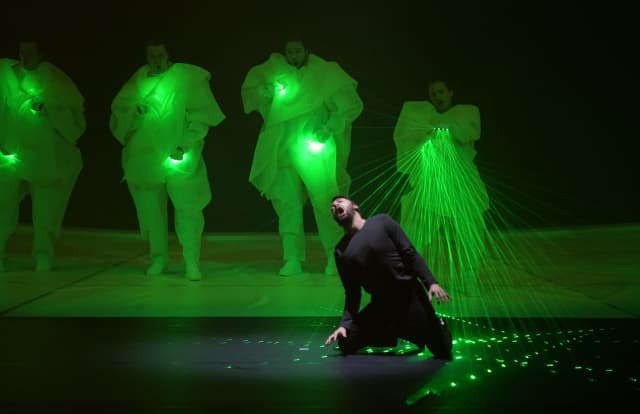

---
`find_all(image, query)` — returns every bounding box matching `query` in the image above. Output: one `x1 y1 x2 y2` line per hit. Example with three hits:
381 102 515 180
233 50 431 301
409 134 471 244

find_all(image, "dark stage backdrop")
1 1 636 232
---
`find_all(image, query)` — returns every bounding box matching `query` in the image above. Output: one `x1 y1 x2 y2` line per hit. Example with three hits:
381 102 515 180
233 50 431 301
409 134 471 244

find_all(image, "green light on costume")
396 126 491 297
290 132 338 192
291 133 337 181
420 127 448 151
307 138 326 154
167 153 187 165
137 77 175 118
164 151 190 173
275 81 287 97
0 152 19 167
273 77 301 101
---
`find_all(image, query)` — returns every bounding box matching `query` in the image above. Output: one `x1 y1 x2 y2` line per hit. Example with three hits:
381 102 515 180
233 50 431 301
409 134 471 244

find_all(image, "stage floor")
1 224 638 412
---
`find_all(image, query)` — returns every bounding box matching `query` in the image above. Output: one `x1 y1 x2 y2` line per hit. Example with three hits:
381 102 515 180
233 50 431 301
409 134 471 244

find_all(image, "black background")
1 1 636 232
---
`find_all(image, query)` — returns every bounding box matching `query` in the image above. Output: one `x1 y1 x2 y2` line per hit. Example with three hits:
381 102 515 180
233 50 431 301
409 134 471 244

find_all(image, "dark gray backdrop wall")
1 1 637 232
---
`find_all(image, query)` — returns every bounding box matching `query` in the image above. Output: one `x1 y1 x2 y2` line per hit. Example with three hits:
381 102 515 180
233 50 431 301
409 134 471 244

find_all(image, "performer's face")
146 45 170 74
285 41 308 68
428 81 454 113
331 197 358 226
19 42 42 71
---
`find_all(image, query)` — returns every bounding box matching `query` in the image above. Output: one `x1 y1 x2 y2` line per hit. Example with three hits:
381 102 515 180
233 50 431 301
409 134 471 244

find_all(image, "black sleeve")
335 253 361 330
383 215 438 287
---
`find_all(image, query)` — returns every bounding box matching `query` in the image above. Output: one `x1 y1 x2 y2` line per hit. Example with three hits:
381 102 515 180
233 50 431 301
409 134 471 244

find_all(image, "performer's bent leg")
338 303 397 354
398 284 453 360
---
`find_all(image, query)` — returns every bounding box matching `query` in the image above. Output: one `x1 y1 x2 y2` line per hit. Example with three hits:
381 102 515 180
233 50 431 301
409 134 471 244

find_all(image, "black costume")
334 214 452 359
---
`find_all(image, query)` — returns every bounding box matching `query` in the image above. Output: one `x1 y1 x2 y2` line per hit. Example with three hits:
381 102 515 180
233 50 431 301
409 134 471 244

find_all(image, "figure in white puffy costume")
110 42 225 281
0 41 86 272
393 80 489 293
241 37 363 276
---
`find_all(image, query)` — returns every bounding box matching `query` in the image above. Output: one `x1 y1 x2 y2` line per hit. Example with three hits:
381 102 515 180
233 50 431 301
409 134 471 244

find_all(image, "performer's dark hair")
427 79 452 90
284 32 307 49
331 195 360 212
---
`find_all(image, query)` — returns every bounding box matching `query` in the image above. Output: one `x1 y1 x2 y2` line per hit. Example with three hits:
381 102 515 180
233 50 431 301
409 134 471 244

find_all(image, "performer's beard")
334 210 355 227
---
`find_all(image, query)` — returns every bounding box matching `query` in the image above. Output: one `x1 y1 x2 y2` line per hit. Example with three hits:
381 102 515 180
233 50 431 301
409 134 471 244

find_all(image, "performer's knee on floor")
337 337 360 354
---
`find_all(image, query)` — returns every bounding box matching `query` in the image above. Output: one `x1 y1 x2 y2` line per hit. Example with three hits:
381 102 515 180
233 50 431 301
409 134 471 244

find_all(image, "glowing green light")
469 374 477 380
168 152 188 164
486 369 493 373
307 139 325 154
0 152 18 166
450 382 457 387
290 132 337 187
165 152 190 172
276 81 287 97
406 387 439 406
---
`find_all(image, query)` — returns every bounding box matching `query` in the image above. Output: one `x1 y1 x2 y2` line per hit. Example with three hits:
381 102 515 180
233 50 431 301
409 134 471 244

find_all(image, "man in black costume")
325 196 453 360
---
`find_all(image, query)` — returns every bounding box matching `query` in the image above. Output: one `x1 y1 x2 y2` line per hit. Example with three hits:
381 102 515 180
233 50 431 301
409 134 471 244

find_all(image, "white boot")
279 260 303 276
185 261 202 281
35 254 52 272
324 255 338 276
146 257 167 276
280 232 304 276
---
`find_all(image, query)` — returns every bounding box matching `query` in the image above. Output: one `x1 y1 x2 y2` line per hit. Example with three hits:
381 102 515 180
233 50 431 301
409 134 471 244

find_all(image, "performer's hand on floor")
428 283 451 304
325 327 347 345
